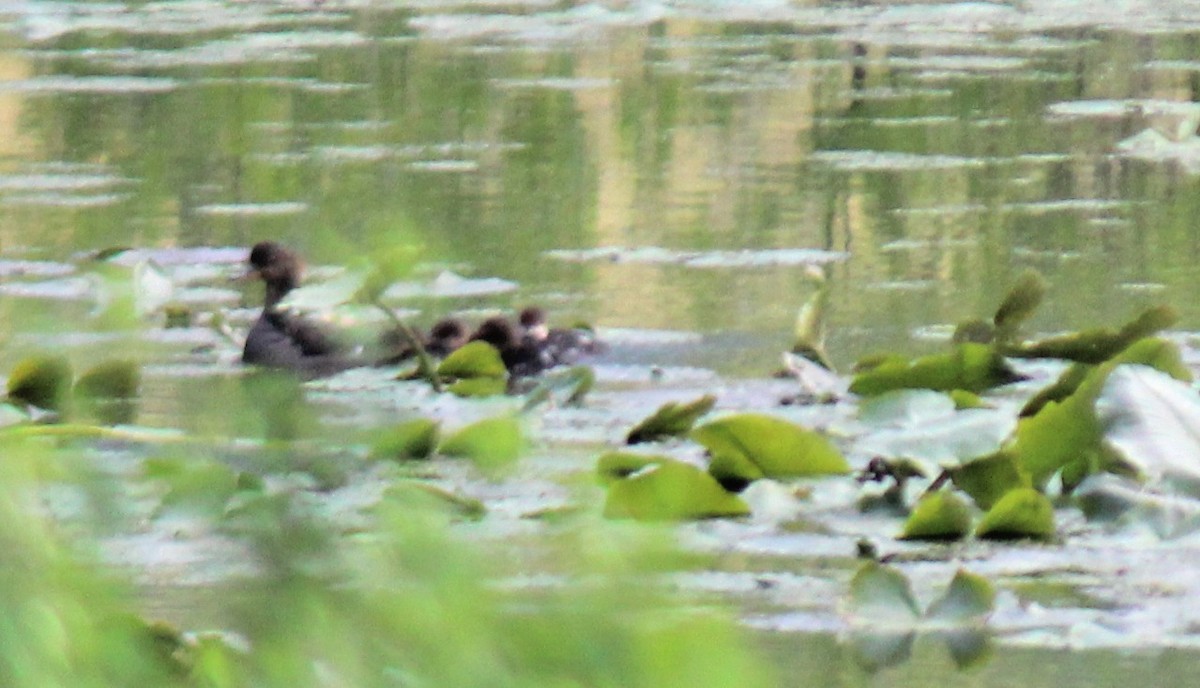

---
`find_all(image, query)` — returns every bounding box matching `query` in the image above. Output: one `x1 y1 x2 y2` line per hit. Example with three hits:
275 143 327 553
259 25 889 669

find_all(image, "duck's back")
243 310 355 379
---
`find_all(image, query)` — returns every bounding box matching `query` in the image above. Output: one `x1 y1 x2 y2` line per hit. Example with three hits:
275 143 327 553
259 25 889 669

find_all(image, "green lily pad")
596 451 667 485
1005 305 1177 364
447 377 508 398
791 272 833 369
74 360 140 399
926 570 996 623
950 450 1030 511
846 562 921 623
7 355 73 411
437 341 507 380
900 492 973 541
975 488 1055 541
626 394 717 444
992 269 1046 343
707 451 767 493
849 343 1025 396
602 458 750 521
439 416 523 472
692 413 850 480
371 418 440 461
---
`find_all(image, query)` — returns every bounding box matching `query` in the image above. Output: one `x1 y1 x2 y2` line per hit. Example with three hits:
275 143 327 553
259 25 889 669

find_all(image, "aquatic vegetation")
625 394 716 444
601 456 751 521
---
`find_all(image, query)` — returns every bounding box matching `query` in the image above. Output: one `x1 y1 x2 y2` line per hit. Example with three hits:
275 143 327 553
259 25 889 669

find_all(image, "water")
2 1 1200 683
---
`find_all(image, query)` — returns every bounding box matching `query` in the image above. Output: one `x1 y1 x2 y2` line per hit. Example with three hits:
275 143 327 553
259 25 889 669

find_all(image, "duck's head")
430 318 468 347
245 241 303 307
517 306 549 342
469 316 519 350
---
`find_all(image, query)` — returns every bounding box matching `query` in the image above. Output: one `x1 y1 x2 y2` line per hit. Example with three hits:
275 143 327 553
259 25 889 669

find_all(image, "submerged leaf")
900 492 973 541
602 459 750 521
370 418 440 461
626 395 716 444
439 416 523 472
692 413 849 481
926 570 995 623
437 341 507 380
975 488 1055 540
7 355 73 410
849 344 1025 396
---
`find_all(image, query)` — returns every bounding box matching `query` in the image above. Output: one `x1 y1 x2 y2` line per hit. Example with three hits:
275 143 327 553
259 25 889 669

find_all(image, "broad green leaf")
975 488 1055 540
602 459 750 521
371 418 440 461
926 570 995 623
383 481 485 520
1096 365 1200 495
626 395 717 444
439 416 523 472
692 413 849 478
707 450 766 492
992 269 1046 343
1005 305 1177 363
791 272 833 369
447 377 508 398
437 341 507 380
950 450 1030 510
849 343 1025 396
596 451 667 485
1019 362 1091 417
7 355 73 411
74 360 140 399
846 562 921 623
900 492 973 541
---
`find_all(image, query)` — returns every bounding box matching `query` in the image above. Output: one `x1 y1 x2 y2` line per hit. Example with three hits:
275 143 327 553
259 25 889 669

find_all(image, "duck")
517 306 606 367
377 316 470 365
240 241 360 379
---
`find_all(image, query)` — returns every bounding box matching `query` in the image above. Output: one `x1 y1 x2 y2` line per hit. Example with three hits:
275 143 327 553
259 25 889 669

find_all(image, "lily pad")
383 481 485 520
846 562 920 624
692 413 850 481
626 394 716 444
900 492 973 541
596 451 667 485
602 459 750 521
975 488 1055 541
7 355 73 410
950 450 1030 510
926 570 996 624
371 418 440 461
437 341 507 380
447 377 508 398
439 416 523 473
74 360 139 399
849 343 1025 396
992 269 1046 343
1005 305 1177 363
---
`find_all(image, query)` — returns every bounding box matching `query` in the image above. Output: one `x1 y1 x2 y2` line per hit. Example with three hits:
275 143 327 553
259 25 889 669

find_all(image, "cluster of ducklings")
240 241 603 380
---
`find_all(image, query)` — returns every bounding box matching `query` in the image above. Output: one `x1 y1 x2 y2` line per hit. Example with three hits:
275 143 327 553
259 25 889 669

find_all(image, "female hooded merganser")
240 241 359 379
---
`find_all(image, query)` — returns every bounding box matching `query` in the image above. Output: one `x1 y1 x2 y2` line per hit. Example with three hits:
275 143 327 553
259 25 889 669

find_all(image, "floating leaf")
439 416 523 472
948 389 987 410
950 450 1030 510
7 355 73 410
626 395 717 444
1005 305 1177 363
447 377 508 398
383 481 485 519
926 570 995 623
992 269 1046 343
437 341 507 380
1095 365 1200 495
846 562 921 624
74 360 139 399
900 492 973 541
692 413 849 480
975 488 1055 540
849 344 1025 396
602 459 750 521
370 418 440 461
596 451 666 485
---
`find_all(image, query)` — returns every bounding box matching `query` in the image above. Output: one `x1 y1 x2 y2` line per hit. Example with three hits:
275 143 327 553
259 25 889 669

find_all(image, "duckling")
517 306 606 367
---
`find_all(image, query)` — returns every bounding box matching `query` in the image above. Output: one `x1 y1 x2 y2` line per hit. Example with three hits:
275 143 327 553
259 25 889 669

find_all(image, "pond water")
4 1 1200 685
